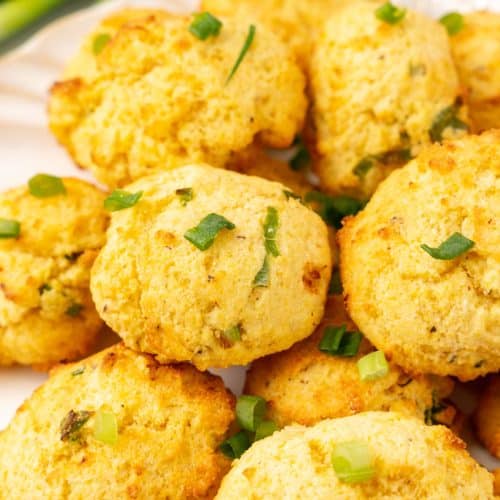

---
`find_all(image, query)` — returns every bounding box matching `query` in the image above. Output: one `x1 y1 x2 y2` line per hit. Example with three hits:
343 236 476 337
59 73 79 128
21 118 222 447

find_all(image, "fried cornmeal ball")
0 177 108 367
215 411 494 499
309 0 468 198
48 8 307 189
90 165 331 370
494 469 500 496
0 343 235 499
245 295 455 428
338 132 500 381
450 12 500 132
475 375 500 459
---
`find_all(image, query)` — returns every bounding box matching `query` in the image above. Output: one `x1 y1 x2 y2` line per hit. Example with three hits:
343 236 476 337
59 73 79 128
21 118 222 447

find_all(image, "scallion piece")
189 12 222 40
28 173 66 198
94 410 118 445
439 12 463 36
357 351 389 381
71 367 85 377
92 33 111 55
421 232 474 260
353 157 375 178
319 325 362 357
223 325 241 343
65 303 82 317
253 255 270 287
429 103 468 142
184 213 235 250
226 24 256 84
220 430 250 459
0 218 20 239
375 2 406 25
60 409 91 442
254 420 278 441
175 187 193 206
264 207 280 257
332 441 375 483
305 191 365 229
104 190 143 212
236 395 266 432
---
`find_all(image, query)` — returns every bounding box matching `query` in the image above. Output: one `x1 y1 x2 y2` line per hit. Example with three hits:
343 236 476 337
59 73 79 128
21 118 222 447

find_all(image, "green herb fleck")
71 367 85 377
375 2 406 24
357 351 389 381
189 12 222 40
28 174 66 198
104 190 143 212
60 410 92 442
39 283 52 294
93 33 111 55
254 420 278 441
223 324 241 344
253 256 270 287
65 303 83 317
329 269 343 295
184 213 236 250
236 395 266 432
175 187 193 206
429 102 468 142
319 325 362 357
421 232 474 260
220 431 250 459
439 12 464 36
226 24 256 84
353 157 375 178
0 219 20 239
264 207 280 257
305 191 365 229
332 441 375 483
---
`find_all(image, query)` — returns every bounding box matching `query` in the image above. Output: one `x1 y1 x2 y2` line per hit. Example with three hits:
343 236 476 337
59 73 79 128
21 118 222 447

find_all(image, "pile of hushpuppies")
0 0 499 498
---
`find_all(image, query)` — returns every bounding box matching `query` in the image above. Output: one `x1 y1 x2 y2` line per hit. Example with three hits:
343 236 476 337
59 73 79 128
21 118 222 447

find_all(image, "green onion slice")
28 173 66 198
375 2 406 24
94 410 118 445
357 351 389 381
175 187 193 206
65 303 83 317
254 420 278 441
220 430 250 459
184 213 235 250
93 33 111 55
226 24 256 84
0 218 20 239
104 190 143 212
253 255 270 287
319 325 362 357
236 395 266 432
332 441 375 483
353 157 374 178
60 409 91 442
264 207 280 257
223 324 241 343
439 12 464 35
305 191 365 229
71 367 85 377
421 232 474 260
429 103 468 142
189 12 222 40
328 269 343 295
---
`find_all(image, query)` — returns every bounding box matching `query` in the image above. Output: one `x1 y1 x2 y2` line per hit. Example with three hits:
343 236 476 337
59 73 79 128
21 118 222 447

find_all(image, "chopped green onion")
65 303 83 317
421 232 474 260
0 218 20 239
439 12 464 36
375 2 406 25
28 174 66 198
328 269 343 295
189 12 222 40
429 103 468 142
353 157 375 178
290 138 311 171
220 431 250 459
332 441 375 483
263 207 280 257
223 324 241 343
283 190 301 201
60 409 91 442
253 255 270 287
254 420 278 441
184 213 235 250
357 351 389 381
226 24 256 84
104 190 143 212
71 367 85 377
236 395 266 432
94 410 118 445
93 33 111 55
319 325 362 357
175 187 193 206
39 283 52 294
305 191 364 229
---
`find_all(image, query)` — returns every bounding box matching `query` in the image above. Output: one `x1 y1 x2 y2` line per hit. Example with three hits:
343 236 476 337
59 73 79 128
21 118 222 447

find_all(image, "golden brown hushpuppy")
245 295 455 428
91 165 331 370
450 11 500 132
494 469 500 496
0 177 108 367
310 0 468 197
475 375 500 459
338 131 500 381
48 8 307 188
0 343 235 499
215 411 494 499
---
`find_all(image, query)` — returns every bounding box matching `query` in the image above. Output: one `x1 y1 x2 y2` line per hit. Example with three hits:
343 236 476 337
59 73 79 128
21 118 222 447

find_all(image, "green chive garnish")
189 12 222 40
353 157 375 178
305 191 365 229
93 33 111 55
328 269 343 295
28 173 66 198
332 441 375 483
226 24 256 84
264 207 280 257
429 103 468 142
421 232 474 260
375 2 406 24
175 187 193 206
357 351 389 381
184 213 235 250
253 255 270 287
65 303 83 317
94 410 118 445
60 410 91 442
0 218 20 239
71 367 85 376
104 190 143 212
439 12 464 35
319 325 362 357
236 395 266 432
223 325 241 343
220 431 250 459
254 420 278 441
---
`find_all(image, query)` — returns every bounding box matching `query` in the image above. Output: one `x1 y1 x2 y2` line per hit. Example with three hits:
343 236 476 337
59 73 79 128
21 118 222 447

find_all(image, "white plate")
0 0 498 473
